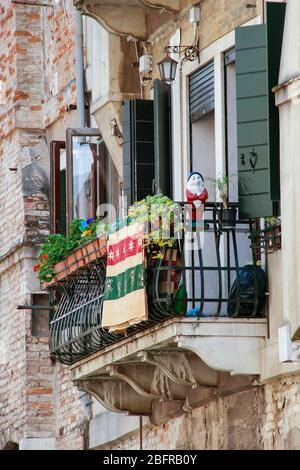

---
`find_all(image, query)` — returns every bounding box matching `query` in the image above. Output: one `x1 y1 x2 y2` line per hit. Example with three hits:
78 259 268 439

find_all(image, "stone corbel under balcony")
71 317 267 419
73 0 180 39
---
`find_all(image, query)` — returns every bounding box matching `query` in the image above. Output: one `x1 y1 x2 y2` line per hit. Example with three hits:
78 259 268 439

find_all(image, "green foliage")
35 194 182 282
37 234 68 283
265 216 280 227
207 174 229 208
128 194 183 259
36 218 101 283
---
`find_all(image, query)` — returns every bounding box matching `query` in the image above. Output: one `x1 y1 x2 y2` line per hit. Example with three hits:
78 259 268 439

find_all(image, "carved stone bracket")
138 350 218 388
73 0 178 39
71 318 267 419
77 378 153 415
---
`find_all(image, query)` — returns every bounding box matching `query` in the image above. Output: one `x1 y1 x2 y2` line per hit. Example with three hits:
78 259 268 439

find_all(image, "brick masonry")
1 0 300 452
0 0 87 450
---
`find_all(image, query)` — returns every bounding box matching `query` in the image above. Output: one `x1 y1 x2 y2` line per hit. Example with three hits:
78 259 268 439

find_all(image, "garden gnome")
186 172 208 225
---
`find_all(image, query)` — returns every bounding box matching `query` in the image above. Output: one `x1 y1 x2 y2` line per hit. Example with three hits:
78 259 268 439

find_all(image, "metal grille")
189 60 214 123
151 204 263 319
49 203 265 365
49 259 123 364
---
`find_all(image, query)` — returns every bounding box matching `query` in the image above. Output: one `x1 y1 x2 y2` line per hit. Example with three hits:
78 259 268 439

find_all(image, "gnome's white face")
187 174 205 196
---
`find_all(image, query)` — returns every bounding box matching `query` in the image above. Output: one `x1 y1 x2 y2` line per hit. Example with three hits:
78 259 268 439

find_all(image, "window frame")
66 128 102 229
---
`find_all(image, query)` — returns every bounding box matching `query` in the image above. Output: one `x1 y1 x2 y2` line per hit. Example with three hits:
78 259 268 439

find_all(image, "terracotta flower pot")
73 246 86 270
66 253 77 275
81 237 107 264
97 236 107 256
92 237 107 257
41 278 56 290
85 240 98 264
54 260 68 281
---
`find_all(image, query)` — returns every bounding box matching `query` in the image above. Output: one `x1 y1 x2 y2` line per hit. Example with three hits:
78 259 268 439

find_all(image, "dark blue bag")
227 264 266 317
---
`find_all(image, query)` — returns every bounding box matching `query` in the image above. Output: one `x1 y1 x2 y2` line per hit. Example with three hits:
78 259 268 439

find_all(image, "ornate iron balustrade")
49 203 265 365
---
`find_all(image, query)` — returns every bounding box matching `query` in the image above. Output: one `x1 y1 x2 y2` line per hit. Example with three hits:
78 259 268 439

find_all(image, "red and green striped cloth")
102 223 148 332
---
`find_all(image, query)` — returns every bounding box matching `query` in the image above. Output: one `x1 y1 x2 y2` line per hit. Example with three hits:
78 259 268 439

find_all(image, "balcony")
47 204 267 417
74 0 180 39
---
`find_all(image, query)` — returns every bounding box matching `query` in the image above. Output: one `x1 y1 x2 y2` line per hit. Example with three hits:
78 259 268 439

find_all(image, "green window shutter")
123 100 155 206
236 2 286 219
154 79 172 197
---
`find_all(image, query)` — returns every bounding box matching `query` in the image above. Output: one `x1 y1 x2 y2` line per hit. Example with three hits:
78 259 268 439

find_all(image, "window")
190 61 216 194
50 141 67 235
51 129 120 233
66 128 102 225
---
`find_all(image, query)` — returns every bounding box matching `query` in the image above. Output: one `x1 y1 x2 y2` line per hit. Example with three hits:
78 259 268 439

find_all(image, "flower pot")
73 246 86 270
97 237 107 256
82 237 107 265
85 241 98 264
41 278 56 290
54 260 68 281
66 253 77 275
218 207 237 228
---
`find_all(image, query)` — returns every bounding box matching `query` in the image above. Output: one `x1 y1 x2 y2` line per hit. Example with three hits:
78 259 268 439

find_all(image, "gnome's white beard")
187 179 205 196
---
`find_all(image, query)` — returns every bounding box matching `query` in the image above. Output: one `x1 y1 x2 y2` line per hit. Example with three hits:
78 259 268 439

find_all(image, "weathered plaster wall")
101 373 300 451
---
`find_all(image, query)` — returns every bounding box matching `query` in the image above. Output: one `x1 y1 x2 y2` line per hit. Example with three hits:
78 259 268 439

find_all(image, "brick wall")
1 0 300 453
102 377 300 450
0 0 86 450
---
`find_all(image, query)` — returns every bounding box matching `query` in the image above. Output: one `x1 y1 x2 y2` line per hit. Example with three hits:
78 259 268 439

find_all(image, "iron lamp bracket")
164 45 199 62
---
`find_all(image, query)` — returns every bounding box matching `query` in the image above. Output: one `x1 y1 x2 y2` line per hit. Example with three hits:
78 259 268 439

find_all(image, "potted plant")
35 217 107 286
207 174 237 227
128 194 183 259
128 194 186 310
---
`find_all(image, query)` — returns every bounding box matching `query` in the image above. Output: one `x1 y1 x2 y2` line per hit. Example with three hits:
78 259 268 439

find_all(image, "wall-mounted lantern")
157 46 199 83
157 5 201 83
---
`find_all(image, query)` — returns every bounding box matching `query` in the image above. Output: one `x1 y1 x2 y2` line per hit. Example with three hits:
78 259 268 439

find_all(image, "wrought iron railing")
49 203 266 365
249 221 281 254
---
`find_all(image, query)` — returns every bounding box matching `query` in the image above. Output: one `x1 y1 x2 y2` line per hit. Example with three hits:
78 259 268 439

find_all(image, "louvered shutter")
123 100 155 206
189 60 214 123
154 79 172 197
236 2 286 218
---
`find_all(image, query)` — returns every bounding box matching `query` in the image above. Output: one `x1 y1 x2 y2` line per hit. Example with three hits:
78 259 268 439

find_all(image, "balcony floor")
71 316 267 380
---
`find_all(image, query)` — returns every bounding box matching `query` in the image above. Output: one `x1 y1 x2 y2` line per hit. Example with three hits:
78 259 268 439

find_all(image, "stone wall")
102 374 300 450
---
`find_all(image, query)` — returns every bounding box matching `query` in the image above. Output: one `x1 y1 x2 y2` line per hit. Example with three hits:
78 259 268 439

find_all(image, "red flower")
33 264 41 272
40 254 49 260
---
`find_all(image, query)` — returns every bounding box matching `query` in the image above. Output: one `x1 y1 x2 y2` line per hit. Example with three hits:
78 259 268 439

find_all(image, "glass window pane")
59 148 67 235
72 136 95 220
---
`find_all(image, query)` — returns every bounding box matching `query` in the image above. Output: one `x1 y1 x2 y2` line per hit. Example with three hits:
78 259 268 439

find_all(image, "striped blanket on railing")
101 223 148 332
